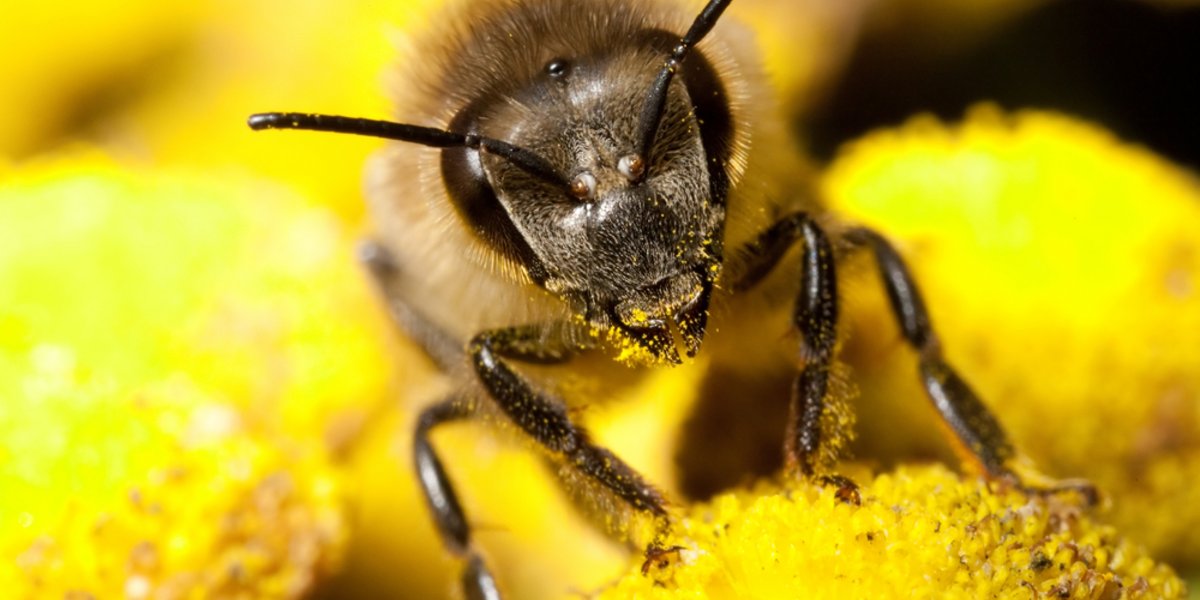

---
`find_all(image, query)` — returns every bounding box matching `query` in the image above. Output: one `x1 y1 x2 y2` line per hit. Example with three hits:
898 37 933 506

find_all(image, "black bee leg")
843 227 1012 471
360 241 507 596
730 213 855 488
844 226 1012 470
361 241 647 592
358 239 463 372
470 327 669 518
785 216 843 478
414 396 501 600
845 227 1097 503
472 326 674 575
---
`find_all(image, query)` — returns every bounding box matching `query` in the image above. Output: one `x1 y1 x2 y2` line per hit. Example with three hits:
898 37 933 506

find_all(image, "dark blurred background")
806 0 1200 170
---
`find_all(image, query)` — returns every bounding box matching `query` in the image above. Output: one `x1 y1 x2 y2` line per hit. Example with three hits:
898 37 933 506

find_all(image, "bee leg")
785 216 842 478
360 241 511 597
470 327 670 519
844 227 1097 504
843 227 1009 472
358 239 466 371
414 396 502 600
473 327 674 573
729 213 856 488
361 240 584 368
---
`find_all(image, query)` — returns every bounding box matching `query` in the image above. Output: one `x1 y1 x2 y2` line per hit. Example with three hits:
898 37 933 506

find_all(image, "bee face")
438 30 735 361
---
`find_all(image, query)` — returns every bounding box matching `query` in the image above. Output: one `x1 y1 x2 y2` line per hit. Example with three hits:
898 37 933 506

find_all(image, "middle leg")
844 227 1097 502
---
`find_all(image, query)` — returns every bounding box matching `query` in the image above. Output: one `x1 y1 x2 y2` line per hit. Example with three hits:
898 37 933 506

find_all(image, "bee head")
455 45 731 363
248 0 736 364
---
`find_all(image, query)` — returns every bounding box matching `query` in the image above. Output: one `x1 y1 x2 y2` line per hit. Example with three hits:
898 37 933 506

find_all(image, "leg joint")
467 333 497 374
845 226 939 355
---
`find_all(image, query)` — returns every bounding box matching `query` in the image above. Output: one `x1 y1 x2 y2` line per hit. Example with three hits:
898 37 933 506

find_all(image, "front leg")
469 328 669 516
730 213 849 479
363 241 640 598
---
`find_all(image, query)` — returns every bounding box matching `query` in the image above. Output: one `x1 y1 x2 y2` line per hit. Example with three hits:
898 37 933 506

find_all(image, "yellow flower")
828 107 1200 572
604 466 1182 599
0 152 394 598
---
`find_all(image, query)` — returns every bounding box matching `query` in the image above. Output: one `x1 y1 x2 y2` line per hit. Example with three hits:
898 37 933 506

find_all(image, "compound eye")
569 172 596 200
617 153 646 182
545 58 570 79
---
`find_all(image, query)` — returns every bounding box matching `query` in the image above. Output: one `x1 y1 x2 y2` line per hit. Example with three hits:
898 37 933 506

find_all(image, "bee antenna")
247 112 567 187
636 0 733 161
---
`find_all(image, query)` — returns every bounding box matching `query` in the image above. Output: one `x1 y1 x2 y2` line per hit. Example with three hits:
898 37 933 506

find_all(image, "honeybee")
250 0 1093 596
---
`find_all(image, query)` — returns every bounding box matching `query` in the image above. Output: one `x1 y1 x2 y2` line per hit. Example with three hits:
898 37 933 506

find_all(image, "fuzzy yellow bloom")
0 152 396 598
2 356 344 599
604 466 1182 599
826 107 1200 571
